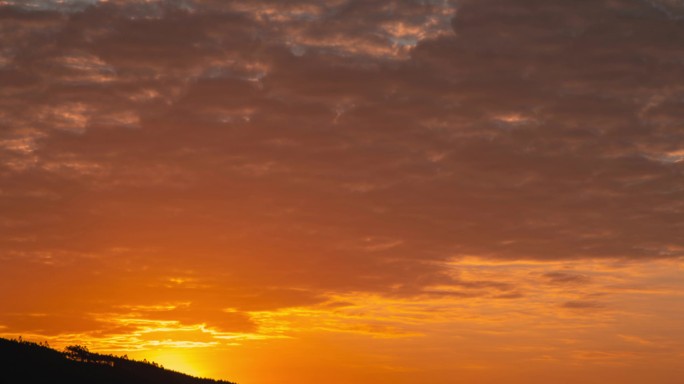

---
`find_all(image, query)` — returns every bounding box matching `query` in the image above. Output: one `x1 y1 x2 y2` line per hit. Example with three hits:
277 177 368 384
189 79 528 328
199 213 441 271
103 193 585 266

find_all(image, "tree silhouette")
64 345 91 362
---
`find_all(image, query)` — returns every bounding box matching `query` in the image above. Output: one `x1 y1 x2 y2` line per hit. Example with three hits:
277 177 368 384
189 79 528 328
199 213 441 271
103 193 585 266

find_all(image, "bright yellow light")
143 349 208 378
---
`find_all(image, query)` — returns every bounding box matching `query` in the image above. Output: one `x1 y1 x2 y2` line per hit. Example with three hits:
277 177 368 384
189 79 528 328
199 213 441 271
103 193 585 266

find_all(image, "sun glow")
142 348 209 379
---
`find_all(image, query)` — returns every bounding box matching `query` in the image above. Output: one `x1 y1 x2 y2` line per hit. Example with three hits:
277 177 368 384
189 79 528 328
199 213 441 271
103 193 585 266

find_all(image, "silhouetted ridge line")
0 337 236 384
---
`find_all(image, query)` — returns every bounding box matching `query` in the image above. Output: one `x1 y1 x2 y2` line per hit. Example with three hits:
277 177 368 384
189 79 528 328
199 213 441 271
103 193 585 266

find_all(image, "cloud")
0 1 683 365
561 300 605 310
115 302 258 333
543 272 592 285
0 312 108 335
2 0 683 275
642 0 684 19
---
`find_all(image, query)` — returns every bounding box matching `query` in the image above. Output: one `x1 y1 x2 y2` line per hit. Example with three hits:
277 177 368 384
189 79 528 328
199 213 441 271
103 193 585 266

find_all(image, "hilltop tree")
64 345 92 362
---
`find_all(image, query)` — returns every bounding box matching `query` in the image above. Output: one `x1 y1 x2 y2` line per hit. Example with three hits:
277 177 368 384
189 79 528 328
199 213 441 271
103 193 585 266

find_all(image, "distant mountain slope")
0 337 235 384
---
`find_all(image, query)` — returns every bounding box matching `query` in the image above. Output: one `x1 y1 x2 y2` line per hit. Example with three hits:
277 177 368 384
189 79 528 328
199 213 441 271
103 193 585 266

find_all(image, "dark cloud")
562 300 606 310
0 0 683 335
543 272 592 285
0 313 108 335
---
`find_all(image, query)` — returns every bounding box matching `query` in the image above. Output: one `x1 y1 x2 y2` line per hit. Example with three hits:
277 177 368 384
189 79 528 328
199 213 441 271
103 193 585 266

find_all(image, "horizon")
1 1 684 383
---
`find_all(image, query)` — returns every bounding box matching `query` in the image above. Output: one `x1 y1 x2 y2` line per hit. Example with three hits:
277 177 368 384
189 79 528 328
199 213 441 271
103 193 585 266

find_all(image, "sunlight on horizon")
140 349 211 379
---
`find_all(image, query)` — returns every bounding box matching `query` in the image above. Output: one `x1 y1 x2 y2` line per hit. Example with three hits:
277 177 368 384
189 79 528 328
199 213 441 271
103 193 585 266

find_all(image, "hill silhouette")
0 337 235 384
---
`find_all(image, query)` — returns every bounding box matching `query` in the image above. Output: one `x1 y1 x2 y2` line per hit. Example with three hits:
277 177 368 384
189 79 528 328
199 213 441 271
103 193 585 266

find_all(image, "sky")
1 0 684 383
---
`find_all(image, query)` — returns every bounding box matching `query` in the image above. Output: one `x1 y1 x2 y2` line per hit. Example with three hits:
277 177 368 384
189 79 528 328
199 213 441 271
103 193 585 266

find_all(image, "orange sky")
1 0 684 383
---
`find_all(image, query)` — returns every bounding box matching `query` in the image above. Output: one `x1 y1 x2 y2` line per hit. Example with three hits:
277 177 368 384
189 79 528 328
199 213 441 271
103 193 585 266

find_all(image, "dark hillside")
0 337 235 384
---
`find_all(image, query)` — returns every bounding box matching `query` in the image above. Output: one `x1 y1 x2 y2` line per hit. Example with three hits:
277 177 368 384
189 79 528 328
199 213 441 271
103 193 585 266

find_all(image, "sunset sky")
1 0 684 383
